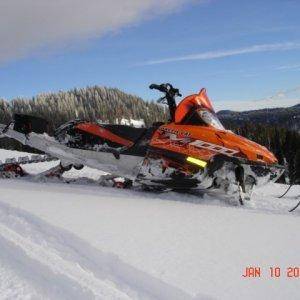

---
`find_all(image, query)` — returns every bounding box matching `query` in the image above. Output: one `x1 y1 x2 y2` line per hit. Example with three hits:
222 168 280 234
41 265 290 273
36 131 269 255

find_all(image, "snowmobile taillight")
186 157 207 168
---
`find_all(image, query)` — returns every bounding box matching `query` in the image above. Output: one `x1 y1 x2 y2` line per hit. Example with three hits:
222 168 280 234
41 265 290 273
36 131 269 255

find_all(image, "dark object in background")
13 114 49 135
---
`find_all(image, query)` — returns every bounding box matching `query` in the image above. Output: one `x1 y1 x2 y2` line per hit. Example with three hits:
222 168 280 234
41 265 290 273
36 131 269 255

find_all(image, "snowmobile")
0 83 285 204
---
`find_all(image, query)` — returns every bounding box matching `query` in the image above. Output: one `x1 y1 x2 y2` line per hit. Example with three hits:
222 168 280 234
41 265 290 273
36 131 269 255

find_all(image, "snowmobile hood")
215 130 278 165
151 124 278 165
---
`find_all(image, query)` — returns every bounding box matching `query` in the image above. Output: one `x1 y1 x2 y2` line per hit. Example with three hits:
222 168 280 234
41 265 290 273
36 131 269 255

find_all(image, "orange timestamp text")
242 266 300 278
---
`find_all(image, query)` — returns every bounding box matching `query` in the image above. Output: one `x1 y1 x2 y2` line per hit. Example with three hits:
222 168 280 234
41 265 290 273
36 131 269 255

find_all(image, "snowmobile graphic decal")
158 127 191 137
189 140 239 156
151 132 239 161
76 122 134 147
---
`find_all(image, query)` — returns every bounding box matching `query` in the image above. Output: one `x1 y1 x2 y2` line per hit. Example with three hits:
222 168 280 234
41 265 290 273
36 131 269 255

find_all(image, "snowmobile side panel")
56 121 156 157
75 123 134 147
150 123 278 165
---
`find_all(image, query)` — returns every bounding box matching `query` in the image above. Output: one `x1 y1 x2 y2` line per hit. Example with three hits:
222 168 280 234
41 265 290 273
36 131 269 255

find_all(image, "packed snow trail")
0 234 93 300
0 262 39 300
0 201 197 300
0 149 299 299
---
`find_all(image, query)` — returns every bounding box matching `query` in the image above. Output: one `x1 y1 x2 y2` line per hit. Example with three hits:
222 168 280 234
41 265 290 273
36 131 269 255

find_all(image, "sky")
0 0 299 106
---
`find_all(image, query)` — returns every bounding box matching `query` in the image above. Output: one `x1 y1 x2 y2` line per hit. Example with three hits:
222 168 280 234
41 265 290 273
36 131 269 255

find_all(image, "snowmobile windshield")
197 109 225 130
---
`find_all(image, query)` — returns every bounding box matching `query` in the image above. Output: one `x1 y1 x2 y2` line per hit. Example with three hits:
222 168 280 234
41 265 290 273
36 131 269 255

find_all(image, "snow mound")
0 148 299 299
0 200 204 300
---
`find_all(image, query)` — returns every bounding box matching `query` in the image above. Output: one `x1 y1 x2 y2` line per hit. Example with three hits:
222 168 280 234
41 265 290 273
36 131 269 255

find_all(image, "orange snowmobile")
1 83 284 204
53 83 284 203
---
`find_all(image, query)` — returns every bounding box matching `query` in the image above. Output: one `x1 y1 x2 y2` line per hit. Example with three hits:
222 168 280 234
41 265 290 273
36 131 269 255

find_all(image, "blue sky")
0 0 299 104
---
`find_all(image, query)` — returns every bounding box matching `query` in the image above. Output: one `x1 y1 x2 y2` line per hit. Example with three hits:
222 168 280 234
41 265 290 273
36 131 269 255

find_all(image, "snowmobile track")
0 201 193 300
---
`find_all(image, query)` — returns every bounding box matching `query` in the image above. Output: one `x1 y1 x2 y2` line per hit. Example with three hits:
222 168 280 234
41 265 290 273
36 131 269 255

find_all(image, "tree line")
0 86 166 131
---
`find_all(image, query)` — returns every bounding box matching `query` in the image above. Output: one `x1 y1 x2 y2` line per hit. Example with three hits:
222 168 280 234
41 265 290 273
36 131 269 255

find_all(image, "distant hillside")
218 104 300 132
0 86 167 131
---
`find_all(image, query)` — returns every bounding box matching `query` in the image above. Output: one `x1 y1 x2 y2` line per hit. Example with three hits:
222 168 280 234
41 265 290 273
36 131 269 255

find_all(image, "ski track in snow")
0 200 197 300
0 149 299 299
0 262 40 300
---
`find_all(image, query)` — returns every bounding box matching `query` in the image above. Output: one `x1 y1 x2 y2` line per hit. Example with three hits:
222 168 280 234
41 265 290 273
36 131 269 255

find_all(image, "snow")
119 118 145 128
0 149 299 300
0 263 39 300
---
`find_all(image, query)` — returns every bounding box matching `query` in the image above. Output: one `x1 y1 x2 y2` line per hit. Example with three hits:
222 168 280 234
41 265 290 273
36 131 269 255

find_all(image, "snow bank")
0 197 202 299
0 262 38 300
119 118 145 128
0 148 299 300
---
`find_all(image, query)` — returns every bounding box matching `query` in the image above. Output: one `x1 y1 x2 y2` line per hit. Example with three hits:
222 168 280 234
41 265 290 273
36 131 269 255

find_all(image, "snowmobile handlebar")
149 83 181 122
149 83 182 99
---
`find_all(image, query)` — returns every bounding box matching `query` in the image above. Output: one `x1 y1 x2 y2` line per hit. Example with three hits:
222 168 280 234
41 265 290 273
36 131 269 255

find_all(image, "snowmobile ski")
289 199 300 212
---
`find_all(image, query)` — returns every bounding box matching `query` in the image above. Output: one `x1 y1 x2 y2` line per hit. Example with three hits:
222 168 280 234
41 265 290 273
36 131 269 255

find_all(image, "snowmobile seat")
152 121 165 127
101 124 147 143
14 114 49 135
91 124 158 157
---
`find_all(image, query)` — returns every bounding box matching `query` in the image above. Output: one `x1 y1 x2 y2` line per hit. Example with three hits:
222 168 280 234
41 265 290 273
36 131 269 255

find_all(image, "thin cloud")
0 0 196 64
269 86 300 100
142 42 300 65
214 85 300 112
276 63 300 71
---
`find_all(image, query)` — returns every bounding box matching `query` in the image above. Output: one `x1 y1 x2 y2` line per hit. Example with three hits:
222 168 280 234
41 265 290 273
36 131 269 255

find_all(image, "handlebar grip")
172 88 181 97
150 83 181 97
149 84 165 92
